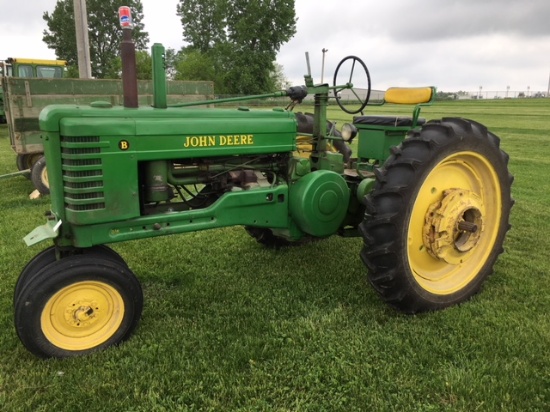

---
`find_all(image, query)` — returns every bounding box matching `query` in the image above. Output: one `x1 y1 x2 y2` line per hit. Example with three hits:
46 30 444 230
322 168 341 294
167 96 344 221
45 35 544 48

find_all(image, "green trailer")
0 58 67 124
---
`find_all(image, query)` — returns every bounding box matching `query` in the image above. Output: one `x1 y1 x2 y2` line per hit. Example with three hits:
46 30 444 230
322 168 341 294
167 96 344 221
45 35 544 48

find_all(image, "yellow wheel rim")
407 151 502 295
42 166 49 189
41 281 125 351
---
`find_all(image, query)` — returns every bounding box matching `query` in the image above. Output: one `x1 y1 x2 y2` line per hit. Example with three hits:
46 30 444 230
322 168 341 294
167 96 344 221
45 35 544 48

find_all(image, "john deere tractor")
14 17 513 358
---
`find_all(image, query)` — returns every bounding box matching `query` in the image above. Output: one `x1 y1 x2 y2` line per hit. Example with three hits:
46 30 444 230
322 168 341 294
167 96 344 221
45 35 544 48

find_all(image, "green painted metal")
151 43 167 109
356 177 376 203
355 125 411 162
289 170 350 237
38 104 296 232
354 87 435 163
69 185 291 247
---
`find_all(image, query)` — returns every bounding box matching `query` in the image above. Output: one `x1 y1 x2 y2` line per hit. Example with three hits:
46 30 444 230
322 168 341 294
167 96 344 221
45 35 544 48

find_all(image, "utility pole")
74 0 92 78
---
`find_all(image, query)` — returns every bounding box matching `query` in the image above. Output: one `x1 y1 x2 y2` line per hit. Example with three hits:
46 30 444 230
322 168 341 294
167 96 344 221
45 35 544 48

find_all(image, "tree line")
43 0 296 94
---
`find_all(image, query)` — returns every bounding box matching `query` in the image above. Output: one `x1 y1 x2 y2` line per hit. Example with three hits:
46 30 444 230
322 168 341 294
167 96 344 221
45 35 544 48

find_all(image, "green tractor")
14 25 513 358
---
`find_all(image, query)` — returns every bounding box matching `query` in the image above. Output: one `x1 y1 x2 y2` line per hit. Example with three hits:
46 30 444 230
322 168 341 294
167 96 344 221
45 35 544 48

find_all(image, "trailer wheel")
359 118 513 313
14 245 128 303
15 255 142 358
16 153 42 171
30 155 49 195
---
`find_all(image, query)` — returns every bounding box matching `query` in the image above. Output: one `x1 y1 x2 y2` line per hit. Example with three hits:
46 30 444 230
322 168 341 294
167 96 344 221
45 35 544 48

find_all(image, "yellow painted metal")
7 58 67 67
385 87 434 105
40 167 49 190
41 281 125 351
407 151 502 295
423 189 484 263
295 135 336 159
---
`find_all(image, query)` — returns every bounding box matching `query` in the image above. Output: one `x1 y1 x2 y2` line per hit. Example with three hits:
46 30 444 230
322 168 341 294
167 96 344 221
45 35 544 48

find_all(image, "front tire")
14 245 128 303
359 118 513 313
15 255 143 358
244 227 292 249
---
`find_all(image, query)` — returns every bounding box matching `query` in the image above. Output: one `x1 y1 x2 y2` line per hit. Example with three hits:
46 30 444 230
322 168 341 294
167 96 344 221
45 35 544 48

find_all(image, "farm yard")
0 98 549 411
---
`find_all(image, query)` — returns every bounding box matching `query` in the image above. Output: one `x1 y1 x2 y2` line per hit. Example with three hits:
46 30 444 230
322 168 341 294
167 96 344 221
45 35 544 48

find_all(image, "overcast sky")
1 0 549 93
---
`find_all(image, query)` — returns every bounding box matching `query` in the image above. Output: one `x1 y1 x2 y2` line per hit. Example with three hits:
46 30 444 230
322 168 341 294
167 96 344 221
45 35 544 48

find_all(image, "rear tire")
359 118 513 313
15 255 142 358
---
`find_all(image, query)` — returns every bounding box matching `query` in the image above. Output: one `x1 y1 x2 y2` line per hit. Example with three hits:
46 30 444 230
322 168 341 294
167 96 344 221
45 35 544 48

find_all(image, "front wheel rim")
407 151 502 295
41 281 125 351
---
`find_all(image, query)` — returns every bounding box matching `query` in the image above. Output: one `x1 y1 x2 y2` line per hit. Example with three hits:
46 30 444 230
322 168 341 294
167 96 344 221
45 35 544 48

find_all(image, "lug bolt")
458 221 478 233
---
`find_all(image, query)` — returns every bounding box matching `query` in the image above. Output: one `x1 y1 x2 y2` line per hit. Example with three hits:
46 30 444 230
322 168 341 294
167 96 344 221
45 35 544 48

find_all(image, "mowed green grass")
0 98 549 411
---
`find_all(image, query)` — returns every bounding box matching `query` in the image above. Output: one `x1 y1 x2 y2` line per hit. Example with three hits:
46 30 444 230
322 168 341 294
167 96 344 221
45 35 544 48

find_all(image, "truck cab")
2 58 66 78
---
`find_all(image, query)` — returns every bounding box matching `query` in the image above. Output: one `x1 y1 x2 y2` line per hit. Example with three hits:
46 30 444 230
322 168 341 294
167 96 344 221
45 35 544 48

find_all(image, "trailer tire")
15 255 142 358
16 153 42 173
30 156 50 195
359 118 513 313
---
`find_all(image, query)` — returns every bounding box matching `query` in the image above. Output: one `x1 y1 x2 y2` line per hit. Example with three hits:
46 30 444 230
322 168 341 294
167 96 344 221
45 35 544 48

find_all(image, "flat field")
0 98 548 411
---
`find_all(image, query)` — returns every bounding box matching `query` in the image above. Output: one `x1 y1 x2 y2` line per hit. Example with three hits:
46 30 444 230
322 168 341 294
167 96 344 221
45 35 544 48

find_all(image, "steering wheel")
333 56 371 114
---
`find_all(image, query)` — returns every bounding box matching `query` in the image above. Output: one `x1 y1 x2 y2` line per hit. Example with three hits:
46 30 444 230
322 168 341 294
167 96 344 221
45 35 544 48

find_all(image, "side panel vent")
61 136 105 212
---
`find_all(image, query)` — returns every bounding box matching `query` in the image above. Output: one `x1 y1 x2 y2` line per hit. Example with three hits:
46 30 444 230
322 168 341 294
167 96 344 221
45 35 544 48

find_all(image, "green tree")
164 48 179 80
174 49 216 83
43 0 149 79
177 0 227 54
271 63 291 90
135 50 153 80
176 0 296 94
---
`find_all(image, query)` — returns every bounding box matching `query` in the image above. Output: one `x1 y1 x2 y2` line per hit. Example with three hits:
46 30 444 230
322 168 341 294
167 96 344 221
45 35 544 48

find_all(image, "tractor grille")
60 136 105 211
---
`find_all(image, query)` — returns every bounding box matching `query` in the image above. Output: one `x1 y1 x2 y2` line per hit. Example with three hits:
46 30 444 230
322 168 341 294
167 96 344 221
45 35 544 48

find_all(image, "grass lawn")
0 98 549 411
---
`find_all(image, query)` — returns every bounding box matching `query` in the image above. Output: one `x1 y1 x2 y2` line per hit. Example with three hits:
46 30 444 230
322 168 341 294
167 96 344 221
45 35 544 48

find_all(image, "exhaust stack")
119 6 138 108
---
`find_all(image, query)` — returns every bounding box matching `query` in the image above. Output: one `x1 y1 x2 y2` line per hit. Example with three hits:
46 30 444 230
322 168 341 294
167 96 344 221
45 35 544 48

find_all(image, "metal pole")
152 43 167 109
321 48 328 84
73 0 92 78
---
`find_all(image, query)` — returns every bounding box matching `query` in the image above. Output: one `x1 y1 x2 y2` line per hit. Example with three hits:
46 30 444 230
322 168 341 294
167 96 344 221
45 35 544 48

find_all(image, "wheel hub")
423 189 484 264
65 299 99 327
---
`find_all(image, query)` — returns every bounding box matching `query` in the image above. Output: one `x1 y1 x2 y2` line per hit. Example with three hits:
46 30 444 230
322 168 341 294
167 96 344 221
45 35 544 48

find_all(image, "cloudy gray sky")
2 0 549 93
